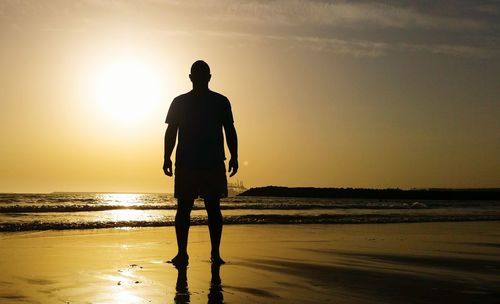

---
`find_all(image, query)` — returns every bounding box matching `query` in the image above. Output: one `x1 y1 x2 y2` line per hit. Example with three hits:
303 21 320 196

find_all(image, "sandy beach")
0 222 499 303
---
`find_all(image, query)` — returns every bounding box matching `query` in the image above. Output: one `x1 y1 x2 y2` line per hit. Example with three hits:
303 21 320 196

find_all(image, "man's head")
189 60 211 87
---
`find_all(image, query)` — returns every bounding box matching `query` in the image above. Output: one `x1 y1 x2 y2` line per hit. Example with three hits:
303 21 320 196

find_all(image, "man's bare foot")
210 256 225 265
167 254 189 266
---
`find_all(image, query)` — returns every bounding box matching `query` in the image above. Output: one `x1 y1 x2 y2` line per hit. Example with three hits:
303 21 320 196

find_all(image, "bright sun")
91 53 165 122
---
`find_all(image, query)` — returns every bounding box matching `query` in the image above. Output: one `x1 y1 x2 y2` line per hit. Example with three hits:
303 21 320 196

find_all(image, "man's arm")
163 124 178 176
224 123 238 177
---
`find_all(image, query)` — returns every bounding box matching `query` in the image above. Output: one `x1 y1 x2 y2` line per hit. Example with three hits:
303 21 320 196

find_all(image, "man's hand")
228 158 238 177
163 159 173 176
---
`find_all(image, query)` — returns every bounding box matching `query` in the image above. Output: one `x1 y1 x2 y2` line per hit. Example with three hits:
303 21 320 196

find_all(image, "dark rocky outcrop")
238 186 500 200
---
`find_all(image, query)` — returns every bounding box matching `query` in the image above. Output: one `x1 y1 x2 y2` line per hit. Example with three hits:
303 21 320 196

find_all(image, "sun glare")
90 53 165 122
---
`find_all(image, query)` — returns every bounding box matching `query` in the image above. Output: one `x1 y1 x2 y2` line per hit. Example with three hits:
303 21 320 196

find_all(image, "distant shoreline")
238 186 500 200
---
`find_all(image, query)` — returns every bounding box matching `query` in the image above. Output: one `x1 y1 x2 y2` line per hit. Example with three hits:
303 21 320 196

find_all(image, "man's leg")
171 198 194 265
204 198 225 264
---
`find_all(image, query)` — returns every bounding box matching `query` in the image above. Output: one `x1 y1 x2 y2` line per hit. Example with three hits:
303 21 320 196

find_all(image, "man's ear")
189 74 193 82
208 74 212 82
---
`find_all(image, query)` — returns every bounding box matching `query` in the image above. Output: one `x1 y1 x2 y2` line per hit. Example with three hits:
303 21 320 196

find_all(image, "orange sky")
1 1 499 193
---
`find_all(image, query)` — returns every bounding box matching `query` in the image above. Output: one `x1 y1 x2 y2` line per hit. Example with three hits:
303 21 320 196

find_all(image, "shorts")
174 164 228 200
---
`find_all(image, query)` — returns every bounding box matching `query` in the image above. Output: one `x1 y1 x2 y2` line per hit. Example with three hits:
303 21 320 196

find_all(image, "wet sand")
0 222 499 303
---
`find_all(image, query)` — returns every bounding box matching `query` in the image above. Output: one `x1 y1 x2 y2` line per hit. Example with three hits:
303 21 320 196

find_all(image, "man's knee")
177 199 194 215
204 198 220 209
204 199 222 216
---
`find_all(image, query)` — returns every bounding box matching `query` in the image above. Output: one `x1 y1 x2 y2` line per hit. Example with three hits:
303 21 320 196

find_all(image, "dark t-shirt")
166 90 234 169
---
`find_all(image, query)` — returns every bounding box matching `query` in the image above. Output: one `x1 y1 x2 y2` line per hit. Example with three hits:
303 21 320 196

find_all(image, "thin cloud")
3 0 495 31
2 0 498 58
400 43 500 58
192 30 499 59
200 30 389 58
163 0 488 31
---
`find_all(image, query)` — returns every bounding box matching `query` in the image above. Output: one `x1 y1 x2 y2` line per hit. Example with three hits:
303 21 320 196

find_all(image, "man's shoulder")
209 90 228 100
172 90 230 107
208 90 230 105
173 91 192 103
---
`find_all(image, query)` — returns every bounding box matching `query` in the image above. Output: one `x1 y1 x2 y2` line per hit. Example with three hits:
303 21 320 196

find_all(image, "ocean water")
0 193 499 231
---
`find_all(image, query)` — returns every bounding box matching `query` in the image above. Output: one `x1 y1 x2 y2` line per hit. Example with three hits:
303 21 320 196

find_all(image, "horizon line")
1 186 500 195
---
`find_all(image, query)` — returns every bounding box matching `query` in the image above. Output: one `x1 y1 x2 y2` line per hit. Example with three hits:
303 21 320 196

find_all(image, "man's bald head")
190 60 211 88
191 60 210 75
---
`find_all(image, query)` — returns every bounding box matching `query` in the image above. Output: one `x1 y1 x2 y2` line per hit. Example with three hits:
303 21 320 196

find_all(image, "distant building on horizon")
227 180 247 197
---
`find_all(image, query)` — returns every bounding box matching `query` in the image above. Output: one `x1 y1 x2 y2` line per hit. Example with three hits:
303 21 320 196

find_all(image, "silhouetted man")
163 60 238 266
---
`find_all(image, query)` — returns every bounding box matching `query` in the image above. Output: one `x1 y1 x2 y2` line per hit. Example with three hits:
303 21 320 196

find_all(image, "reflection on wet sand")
209 264 223 304
174 265 189 304
174 264 223 304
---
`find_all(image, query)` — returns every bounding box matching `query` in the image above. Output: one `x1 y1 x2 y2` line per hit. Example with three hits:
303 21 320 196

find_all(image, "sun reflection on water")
98 193 144 206
96 194 155 223
100 274 144 304
112 289 142 304
105 209 152 222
